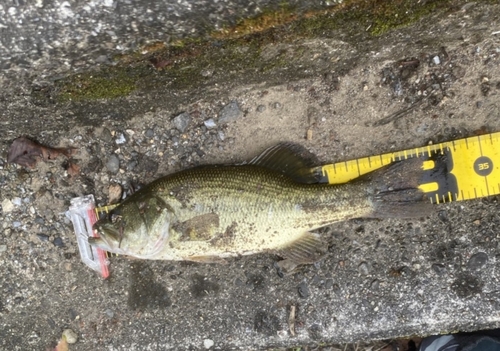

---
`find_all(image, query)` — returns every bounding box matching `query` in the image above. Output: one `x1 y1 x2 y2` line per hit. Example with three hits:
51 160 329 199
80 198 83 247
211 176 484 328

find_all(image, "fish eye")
110 213 122 223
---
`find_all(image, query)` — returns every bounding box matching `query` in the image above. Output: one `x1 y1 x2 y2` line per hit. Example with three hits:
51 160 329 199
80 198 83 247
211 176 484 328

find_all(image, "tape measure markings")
321 131 500 204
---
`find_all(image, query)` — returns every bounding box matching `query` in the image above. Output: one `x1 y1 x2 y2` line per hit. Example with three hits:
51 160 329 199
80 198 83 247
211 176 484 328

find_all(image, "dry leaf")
8 137 76 168
66 161 81 178
149 57 173 69
108 183 123 204
45 336 69 351
54 337 69 351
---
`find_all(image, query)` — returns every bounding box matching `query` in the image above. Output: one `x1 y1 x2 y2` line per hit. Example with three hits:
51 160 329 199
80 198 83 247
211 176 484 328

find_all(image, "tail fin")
364 157 437 218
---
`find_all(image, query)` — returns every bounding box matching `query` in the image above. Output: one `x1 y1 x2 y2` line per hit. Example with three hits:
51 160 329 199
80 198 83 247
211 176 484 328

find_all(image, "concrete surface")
1 0 500 350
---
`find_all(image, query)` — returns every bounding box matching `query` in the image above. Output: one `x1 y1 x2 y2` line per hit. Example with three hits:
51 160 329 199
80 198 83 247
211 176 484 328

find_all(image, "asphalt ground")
1 1 500 350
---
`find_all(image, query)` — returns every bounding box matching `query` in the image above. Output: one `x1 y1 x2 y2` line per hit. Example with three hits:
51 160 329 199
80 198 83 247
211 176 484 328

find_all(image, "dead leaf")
65 161 80 178
149 57 173 69
54 337 69 351
46 336 69 351
108 183 123 204
7 137 76 168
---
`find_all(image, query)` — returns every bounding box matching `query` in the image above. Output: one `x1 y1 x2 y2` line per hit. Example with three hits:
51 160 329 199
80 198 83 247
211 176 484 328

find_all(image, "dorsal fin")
249 143 321 184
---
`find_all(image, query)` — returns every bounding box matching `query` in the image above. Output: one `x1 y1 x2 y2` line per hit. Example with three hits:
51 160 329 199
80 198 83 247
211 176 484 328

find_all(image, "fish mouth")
92 219 123 248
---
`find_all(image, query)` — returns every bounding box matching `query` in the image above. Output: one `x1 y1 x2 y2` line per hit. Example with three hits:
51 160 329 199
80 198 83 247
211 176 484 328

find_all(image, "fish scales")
99 165 372 260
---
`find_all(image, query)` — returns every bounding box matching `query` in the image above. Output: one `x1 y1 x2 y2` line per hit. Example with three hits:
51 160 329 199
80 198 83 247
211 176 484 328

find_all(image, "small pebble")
204 119 217 129
467 252 488 271
271 102 282 109
298 281 310 298
105 309 115 318
256 104 266 112
203 339 214 349
126 160 138 171
217 130 225 141
34 217 45 225
172 112 191 132
432 55 441 65
306 129 313 141
219 101 243 123
115 133 127 145
431 263 446 276
1 198 15 213
62 329 78 344
145 128 155 138
37 233 50 242
200 69 213 77
0 244 7 253
12 197 22 206
358 262 370 275
53 237 64 247
100 128 113 142
106 154 120 174
437 210 448 223
12 221 22 228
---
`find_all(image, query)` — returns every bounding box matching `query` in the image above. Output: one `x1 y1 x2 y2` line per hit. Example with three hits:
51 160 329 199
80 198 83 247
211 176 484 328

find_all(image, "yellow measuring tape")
316 132 500 204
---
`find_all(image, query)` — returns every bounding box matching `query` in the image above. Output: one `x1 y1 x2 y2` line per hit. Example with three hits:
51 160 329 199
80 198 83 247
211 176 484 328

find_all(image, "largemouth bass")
90 144 431 267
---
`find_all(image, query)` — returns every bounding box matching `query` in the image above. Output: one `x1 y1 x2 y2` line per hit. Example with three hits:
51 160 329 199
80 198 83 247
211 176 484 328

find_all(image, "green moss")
290 0 455 37
57 69 139 101
365 0 452 36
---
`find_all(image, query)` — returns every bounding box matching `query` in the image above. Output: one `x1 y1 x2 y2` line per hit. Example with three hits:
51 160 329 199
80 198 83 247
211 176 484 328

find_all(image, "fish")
90 143 433 269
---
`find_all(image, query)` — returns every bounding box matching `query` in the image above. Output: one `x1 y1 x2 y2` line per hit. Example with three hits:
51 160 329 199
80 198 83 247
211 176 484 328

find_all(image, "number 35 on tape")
318 132 500 204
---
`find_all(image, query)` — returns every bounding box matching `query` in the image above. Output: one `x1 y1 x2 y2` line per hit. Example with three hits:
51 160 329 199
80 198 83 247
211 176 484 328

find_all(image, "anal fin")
276 232 327 274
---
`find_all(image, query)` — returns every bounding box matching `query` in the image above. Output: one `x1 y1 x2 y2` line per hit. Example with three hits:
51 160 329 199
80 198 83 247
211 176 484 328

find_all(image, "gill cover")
92 194 173 258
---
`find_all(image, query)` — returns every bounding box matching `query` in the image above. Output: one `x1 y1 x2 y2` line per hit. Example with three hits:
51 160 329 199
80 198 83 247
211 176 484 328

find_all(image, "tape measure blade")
450 133 500 201
320 132 500 203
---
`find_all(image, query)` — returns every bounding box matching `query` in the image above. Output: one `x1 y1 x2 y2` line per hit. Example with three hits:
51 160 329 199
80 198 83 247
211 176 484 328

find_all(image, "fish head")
90 194 173 259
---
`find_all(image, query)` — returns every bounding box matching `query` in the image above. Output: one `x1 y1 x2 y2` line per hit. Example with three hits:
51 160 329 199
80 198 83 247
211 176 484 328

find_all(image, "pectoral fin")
276 232 327 274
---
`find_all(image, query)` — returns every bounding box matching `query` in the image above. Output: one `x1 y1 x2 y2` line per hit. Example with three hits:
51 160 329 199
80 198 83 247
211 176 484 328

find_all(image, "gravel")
62 329 78 344
203 339 215 349
219 101 243 123
298 281 310 298
1 198 14 213
52 237 64 247
204 118 217 129
172 112 192 133
115 133 127 145
467 252 489 271
106 154 120 174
